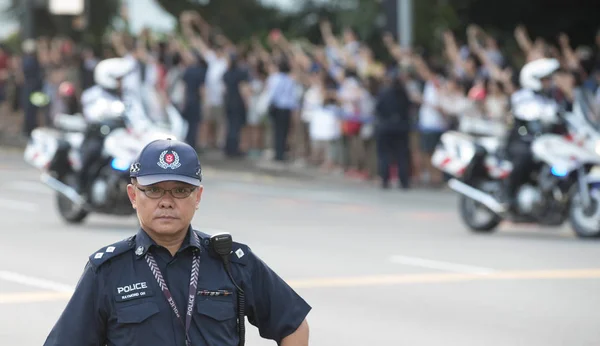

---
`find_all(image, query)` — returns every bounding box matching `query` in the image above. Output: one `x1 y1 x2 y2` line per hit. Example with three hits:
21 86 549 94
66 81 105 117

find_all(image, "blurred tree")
154 0 282 43
460 0 600 46
4 0 596 60
6 0 120 51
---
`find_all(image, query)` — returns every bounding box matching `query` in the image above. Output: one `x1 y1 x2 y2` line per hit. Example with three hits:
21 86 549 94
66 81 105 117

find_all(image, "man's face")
127 180 203 237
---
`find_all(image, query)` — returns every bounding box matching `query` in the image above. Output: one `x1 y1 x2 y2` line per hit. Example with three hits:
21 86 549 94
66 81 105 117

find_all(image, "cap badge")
157 150 181 170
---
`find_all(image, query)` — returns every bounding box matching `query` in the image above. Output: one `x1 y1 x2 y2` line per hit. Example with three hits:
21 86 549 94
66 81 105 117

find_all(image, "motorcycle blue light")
551 166 568 177
111 158 131 171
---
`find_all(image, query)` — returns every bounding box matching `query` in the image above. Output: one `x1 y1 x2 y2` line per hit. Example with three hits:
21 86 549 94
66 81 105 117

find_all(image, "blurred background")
0 0 600 345
0 0 599 183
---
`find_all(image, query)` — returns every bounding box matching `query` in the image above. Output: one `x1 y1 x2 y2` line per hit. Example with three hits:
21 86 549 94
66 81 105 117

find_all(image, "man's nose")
158 192 175 208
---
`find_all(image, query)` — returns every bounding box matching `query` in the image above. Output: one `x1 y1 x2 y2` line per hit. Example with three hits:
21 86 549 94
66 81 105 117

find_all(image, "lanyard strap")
145 244 200 345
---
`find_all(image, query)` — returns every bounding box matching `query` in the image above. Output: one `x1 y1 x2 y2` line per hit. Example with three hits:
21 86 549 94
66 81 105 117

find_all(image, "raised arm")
180 11 213 61
409 52 435 83
442 30 468 77
382 32 406 63
558 33 580 70
110 32 128 57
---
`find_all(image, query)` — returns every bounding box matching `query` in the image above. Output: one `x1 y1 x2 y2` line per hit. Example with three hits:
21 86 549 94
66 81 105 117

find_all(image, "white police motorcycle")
23 98 188 224
432 88 600 238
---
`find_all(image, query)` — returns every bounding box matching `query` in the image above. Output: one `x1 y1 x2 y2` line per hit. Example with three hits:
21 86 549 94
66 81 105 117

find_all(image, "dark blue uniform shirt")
44 227 311 346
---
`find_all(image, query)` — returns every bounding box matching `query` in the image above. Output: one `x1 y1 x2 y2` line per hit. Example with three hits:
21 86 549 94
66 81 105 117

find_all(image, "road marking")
287 268 600 288
2 268 600 304
0 271 75 293
3 181 52 195
389 255 496 275
0 291 73 304
0 198 38 212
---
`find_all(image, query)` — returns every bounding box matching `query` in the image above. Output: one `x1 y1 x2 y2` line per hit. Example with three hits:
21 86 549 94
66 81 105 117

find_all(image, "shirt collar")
134 226 202 259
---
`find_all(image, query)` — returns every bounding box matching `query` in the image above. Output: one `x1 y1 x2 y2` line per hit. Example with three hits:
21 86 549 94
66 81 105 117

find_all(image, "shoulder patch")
89 236 136 268
228 242 250 266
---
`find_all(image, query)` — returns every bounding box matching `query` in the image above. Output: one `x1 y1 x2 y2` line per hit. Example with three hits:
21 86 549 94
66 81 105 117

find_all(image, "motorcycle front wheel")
56 173 89 224
569 188 600 238
459 192 502 233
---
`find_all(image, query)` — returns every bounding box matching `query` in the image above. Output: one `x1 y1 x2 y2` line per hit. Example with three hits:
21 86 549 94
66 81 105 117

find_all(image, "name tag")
114 282 154 302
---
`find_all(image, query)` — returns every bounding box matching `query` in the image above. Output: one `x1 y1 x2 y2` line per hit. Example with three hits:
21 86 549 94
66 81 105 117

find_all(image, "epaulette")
88 235 136 268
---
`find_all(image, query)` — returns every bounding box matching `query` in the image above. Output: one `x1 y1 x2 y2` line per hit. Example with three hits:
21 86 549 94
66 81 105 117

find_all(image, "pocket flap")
196 297 236 321
117 301 160 324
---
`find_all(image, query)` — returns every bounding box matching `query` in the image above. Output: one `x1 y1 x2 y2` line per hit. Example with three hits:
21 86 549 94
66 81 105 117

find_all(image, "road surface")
0 149 599 345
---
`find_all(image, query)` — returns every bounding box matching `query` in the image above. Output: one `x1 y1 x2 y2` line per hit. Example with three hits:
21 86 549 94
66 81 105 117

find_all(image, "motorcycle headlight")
111 158 131 171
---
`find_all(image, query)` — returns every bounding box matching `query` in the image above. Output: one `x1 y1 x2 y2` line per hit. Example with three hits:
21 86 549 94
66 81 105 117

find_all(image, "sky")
0 0 18 39
124 0 309 34
0 0 305 39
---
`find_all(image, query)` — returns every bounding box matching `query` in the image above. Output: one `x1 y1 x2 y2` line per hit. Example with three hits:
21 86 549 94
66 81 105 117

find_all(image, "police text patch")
114 282 154 302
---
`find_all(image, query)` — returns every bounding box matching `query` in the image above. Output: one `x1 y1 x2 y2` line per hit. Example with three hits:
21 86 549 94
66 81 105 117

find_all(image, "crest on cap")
157 150 181 170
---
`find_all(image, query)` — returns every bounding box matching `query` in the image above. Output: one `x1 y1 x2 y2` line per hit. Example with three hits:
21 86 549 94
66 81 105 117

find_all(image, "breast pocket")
117 301 160 324
112 301 164 346
195 294 239 345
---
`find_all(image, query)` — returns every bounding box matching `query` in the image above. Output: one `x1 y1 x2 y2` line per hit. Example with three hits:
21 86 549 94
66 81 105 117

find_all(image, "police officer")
374 70 413 189
43 138 311 346
501 58 563 210
77 57 137 195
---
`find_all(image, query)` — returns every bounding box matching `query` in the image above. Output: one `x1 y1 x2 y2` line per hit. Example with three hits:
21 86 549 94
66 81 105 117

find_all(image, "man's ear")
195 185 203 209
127 184 137 209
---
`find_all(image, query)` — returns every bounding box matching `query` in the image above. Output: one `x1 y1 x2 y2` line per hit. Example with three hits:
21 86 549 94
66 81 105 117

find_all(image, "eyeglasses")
136 185 197 199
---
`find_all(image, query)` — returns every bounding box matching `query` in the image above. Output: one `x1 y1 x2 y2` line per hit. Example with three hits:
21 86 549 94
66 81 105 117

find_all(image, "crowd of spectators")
1 11 599 189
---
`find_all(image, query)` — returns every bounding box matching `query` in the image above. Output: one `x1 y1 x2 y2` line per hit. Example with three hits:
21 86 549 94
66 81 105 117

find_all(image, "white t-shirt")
301 86 323 123
337 77 362 117
485 95 508 120
439 93 472 118
309 105 341 141
203 51 228 107
418 81 447 131
121 54 142 101
247 79 267 125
